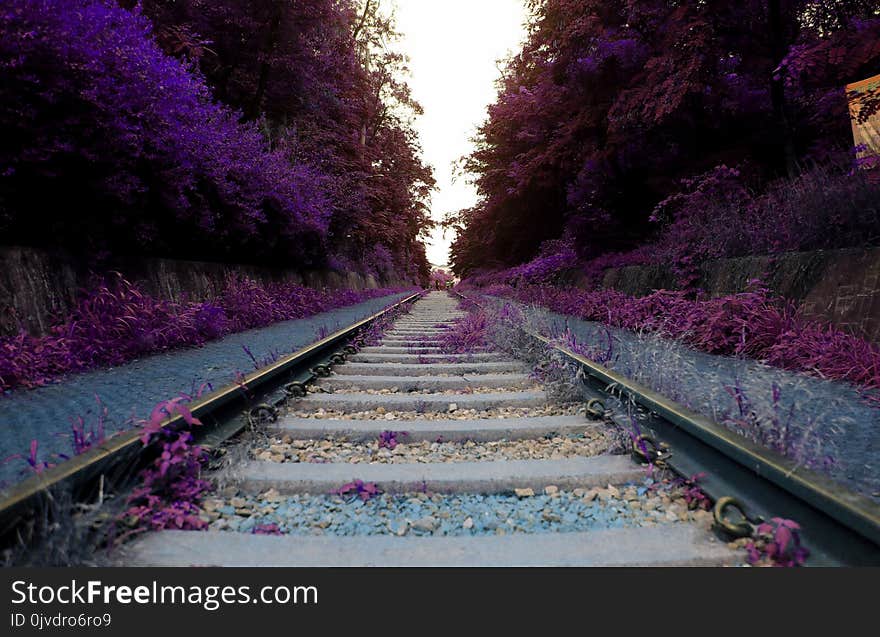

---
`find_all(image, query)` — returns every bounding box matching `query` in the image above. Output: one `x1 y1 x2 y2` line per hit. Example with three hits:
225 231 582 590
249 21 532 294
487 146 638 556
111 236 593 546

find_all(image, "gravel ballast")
251 430 613 464
201 482 715 538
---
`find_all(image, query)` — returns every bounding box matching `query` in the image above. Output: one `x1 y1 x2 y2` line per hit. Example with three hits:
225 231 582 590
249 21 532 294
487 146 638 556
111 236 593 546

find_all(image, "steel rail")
457 291 880 565
0 292 421 545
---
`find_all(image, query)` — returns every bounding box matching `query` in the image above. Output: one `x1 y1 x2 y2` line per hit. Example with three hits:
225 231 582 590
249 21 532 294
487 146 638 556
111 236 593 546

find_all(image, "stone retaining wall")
0 246 411 336
596 247 880 342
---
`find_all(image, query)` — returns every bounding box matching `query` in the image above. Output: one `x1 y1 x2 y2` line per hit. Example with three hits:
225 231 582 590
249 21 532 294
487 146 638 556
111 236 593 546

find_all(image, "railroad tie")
122 291 744 567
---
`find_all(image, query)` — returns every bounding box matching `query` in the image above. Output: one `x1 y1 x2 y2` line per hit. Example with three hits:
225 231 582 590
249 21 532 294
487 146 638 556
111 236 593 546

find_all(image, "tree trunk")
768 0 797 175
246 6 283 121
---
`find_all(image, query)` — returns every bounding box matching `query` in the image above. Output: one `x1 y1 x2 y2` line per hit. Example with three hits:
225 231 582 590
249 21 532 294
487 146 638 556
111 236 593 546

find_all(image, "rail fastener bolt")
330 353 346 365
248 403 279 427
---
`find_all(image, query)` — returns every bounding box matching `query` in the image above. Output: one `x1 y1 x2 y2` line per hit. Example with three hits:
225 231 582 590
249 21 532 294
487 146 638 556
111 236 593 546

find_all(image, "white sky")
392 0 528 267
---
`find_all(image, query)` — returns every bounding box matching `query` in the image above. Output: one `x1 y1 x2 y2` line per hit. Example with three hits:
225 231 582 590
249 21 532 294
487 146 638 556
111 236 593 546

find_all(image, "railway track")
118 292 745 566
0 293 422 554
463 292 880 566
4 290 878 566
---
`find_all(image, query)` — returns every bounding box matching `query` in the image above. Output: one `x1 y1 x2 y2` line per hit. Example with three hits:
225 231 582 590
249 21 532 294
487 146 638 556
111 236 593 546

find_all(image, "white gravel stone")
250 430 613 465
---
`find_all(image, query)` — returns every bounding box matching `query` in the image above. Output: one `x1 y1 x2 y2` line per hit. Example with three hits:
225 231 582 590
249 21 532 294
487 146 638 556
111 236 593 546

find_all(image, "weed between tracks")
438 309 491 354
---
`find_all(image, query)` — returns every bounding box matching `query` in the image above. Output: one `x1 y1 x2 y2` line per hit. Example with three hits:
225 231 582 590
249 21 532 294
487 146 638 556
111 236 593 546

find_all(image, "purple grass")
439 310 491 354
334 479 381 502
0 274 412 393
465 281 880 394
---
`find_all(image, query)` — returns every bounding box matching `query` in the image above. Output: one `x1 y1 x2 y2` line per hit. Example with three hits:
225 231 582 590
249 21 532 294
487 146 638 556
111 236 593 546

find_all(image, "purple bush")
578 248 654 287
1 0 436 283
0 0 329 264
378 431 408 450
745 518 809 567
448 0 880 280
464 238 581 289
429 269 455 289
505 239 580 285
466 281 880 394
647 162 880 288
0 274 411 393
334 480 381 502
119 393 212 536
459 160 879 294
439 310 491 354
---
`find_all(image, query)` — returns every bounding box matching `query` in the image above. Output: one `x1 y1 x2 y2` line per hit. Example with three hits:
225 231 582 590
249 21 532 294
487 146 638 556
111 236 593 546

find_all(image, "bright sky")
392 0 528 267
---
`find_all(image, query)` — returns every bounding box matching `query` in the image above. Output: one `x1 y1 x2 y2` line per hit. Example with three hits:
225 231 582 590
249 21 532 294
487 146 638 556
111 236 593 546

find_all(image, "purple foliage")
745 518 809 567
429 269 455 289
378 431 408 450
647 163 880 288
66 395 109 456
466 281 880 394
119 393 212 535
0 274 411 393
578 248 653 287
1 0 436 282
449 1 880 279
464 161 880 292
647 473 711 511
7 394 129 475
334 479 381 502
555 327 615 366
673 473 711 511
0 0 329 262
721 381 826 467
465 238 581 288
439 310 491 354
2 439 54 475
505 239 580 285
252 523 283 536
242 345 281 371
139 395 203 445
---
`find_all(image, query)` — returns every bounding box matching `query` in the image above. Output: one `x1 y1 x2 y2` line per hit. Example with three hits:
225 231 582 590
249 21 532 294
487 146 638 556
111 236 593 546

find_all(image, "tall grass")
466 282 880 395
0 274 411 392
